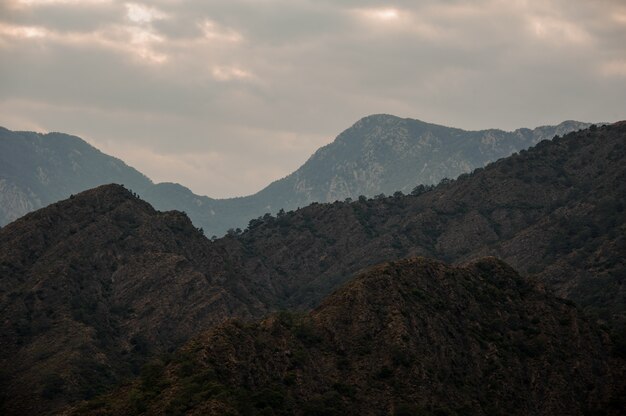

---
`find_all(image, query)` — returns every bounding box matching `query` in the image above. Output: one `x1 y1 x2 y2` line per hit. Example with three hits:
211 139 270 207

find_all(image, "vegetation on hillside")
0 122 624 415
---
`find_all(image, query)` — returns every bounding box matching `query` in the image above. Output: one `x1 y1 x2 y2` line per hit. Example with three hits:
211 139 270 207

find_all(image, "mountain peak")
1 183 152 231
0 182 247 415
71 182 134 200
351 113 425 129
357 113 403 122
315 256 527 320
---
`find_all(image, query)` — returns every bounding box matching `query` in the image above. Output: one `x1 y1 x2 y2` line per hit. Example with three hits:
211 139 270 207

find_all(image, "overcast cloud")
0 0 625 197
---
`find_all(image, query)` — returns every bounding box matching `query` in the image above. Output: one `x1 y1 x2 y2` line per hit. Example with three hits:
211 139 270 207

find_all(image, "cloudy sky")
1 0 625 197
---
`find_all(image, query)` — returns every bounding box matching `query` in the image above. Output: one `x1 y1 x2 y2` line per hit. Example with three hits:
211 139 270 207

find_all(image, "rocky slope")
68 258 623 416
0 117 591 236
251 115 591 207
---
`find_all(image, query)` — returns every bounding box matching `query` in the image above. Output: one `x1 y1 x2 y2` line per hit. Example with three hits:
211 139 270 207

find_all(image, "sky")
0 0 625 198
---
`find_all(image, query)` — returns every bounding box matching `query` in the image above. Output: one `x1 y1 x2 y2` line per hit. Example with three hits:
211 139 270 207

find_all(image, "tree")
410 184 433 196
248 218 263 230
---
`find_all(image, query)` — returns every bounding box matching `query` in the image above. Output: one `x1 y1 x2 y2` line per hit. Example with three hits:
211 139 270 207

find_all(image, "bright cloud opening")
125 3 167 24
375 9 400 20
126 27 167 63
0 23 48 39
200 20 243 43
600 60 626 77
528 15 591 45
211 65 254 82
359 8 400 22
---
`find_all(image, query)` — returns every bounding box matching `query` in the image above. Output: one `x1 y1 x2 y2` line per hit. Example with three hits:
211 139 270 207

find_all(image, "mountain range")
0 116 591 236
1 121 624 415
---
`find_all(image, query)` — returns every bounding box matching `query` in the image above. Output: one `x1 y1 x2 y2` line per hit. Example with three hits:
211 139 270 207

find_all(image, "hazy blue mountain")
0 116 591 235
246 115 592 208
0 127 154 225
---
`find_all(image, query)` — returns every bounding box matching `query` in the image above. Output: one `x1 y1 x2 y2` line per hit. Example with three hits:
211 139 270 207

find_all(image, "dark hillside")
0 185 265 415
68 258 623 416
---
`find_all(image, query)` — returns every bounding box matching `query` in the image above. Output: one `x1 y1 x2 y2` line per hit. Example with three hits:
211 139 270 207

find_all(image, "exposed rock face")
68 258 623 416
0 117 591 236
267 116 592 203
0 179 39 225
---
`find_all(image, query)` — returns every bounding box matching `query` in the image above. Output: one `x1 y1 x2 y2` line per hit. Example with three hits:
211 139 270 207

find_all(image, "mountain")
1 122 623 415
69 258 623 416
0 117 592 236
209 122 626 332
248 115 592 207
0 127 153 225
0 185 265 415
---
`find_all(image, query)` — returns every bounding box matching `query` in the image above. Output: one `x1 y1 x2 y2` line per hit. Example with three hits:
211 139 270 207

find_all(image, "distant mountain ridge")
0 117 593 236
0 127 152 225
261 115 592 203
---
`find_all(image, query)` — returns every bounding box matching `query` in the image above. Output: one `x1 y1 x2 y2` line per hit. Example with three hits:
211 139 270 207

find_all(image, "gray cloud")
0 0 625 197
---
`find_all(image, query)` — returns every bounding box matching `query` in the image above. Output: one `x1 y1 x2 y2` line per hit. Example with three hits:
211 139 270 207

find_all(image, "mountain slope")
0 117 591 236
249 115 591 209
0 127 153 225
69 258 623 416
0 185 266 416
1 122 623 415
208 122 625 330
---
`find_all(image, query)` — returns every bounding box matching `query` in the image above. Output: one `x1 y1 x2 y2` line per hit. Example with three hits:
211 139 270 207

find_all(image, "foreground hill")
0 117 590 235
70 258 623 416
1 123 623 414
0 186 265 415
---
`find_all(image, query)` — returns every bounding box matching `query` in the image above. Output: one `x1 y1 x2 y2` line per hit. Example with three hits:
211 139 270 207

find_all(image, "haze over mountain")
0 116 591 236
1 122 624 415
